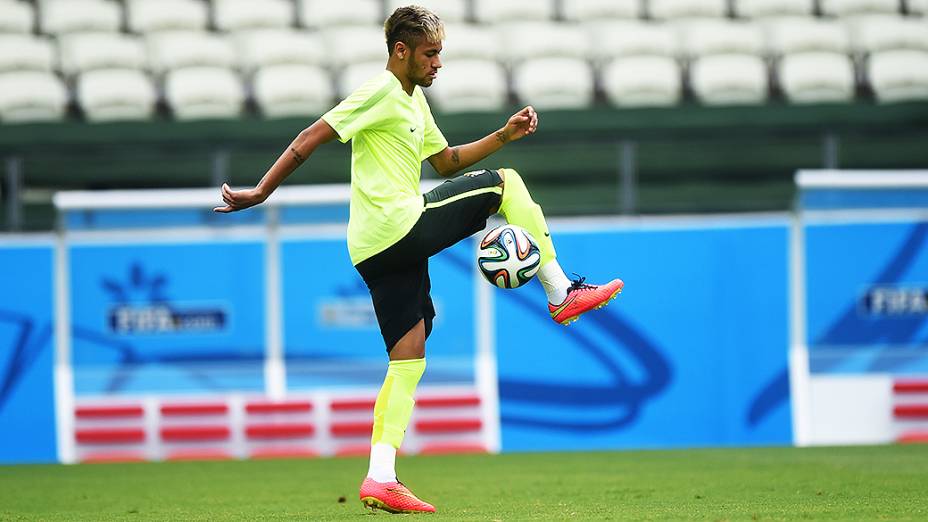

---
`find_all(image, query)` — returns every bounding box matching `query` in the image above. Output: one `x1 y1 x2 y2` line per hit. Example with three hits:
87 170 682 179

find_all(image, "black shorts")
355 169 504 351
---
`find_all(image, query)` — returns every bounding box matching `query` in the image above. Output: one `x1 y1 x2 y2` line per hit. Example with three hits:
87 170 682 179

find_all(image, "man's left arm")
428 106 538 177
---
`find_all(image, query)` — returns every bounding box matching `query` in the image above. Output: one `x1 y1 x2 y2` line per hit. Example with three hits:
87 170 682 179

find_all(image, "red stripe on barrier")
165 449 233 461
76 428 145 444
249 448 319 459
893 380 928 394
417 396 481 408
246 423 315 439
246 401 313 414
75 405 143 419
418 443 487 455
80 451 147 463
330 398 376 411
893 404 928 419
160 426 230 441
160 403 228 416
330 421 373 437
415 418 482 434
898 431 928 444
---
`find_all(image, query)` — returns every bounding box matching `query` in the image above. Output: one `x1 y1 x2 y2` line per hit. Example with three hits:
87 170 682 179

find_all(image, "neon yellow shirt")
322 70 448 265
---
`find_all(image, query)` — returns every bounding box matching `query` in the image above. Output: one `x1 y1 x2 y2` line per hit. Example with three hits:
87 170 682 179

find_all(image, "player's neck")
386 61 415 96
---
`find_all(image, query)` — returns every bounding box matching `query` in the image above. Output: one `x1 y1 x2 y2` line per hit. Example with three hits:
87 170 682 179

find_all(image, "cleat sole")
361 496 434 515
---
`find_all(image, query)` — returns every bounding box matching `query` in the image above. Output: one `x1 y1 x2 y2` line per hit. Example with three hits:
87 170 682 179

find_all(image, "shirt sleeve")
321 75 392 143
420 100 448 160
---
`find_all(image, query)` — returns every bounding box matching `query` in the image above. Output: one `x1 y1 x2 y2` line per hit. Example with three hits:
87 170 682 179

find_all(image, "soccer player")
214 6 623 514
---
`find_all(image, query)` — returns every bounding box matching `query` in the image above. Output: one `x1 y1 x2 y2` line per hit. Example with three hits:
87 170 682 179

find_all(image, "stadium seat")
496 22 589 64
512 57 594 110
0 0 34 33
234 29 325 73
126 0 209 34
848 16 928 54
253 64 333 118
601 55 682 106
39 0 122 36
58 33 147 77
337 61 388 98
906 0 927 14
562 0 640 21
324 26 387 69
77 68 156 121
212 0 294 32
677 20 765 58
765 19 850 55
778 52 856 102
147 31 237 74
427 59 508 113
820 0 901 17
440 24 499 61
298 0 381 28
587 21 677 62
868 49 928 102
386 0 468 23
733 0 815 18
165 66 245 120
0 71 68 122
649 0 728 20
473 0 555 24
690 54 768 105
0 34 54 73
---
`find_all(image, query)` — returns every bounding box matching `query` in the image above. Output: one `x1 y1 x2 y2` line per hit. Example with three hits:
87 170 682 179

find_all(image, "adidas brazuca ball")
477 224 541 289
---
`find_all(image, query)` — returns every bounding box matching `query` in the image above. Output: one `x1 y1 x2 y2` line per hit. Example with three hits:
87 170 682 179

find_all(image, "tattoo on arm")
450 147 460 165
495 131 508 144
290 147 305 164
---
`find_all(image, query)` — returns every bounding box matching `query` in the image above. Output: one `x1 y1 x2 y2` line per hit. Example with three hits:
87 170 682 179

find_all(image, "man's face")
405 40 442 87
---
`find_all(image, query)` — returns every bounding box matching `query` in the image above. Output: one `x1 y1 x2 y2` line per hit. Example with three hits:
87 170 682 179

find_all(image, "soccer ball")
477 224 541 289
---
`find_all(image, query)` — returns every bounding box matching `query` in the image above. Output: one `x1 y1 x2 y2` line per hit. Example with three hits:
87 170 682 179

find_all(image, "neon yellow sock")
498 168 557 266
371 358 426 449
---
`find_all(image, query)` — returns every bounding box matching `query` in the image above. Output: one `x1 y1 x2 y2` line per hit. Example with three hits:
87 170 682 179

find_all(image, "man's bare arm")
214 119 338 212
428 106 538 177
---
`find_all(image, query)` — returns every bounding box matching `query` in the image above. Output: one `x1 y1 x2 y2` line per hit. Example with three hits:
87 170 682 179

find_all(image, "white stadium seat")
440 24 499 61
39 0 122 36
386 0 468 23
253 64 333 118
512 57 594 110
778 52 856 102
690 53 768 105
77 68 156 121
324 26 387 69
298 0 381 28
427 59 508 113
588 21 677 61
734 0 814 18
337 61 387 98
496 22 589 64
678 20 765 58
147 31 237 74
868 49 928 102
649 0 728 20
213 0 294 32
58 33 147 76
848 16 928 54
601 55 682 107
234 29 325 72
0 71 68 122
562 0 640 21
0 0 35 33
126 0 209 34
473 0 555 23
165 66 245 120
820 0 901 17
766 20 850 55
907 0 927 14
0 35 55 73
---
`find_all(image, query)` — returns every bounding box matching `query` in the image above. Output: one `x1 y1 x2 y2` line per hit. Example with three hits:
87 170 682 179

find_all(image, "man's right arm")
213 118 338 213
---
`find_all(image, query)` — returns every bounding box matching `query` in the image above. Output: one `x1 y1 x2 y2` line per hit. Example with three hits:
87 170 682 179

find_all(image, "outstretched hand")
213 183 266 213
500 105 538 143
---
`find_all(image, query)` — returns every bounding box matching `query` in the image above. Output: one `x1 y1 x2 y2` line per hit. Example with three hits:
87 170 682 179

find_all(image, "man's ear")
393 41 408 60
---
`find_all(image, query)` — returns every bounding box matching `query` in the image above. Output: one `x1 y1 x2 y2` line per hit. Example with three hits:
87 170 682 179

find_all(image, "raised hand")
498 105 539 143
213 183 267 213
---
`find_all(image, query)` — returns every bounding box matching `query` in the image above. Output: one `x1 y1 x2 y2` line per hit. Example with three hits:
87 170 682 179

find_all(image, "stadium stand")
337 60 388 98
76 68 156 121
164 66 245 120
324 25 387 68
439 23 498 61
234 29 326 72
38 0 122 36
733 0 815 19
868 49 928 101
473 0 555 23
298 0 381 28
125 0 209 34
386 0 468 23
58 32 147 77
0 70 68 122
428 59 508 112
0 0 35 34
253 63 333 117
649 0 729 21
212 0 294 32
512 56 595 109
561 0 640 21
146 31 237 74
0 34 54 73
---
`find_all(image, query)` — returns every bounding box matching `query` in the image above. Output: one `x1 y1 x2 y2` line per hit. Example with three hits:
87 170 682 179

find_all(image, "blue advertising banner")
495 222 793 452
806 220 928 374
0 243 57 463
69 240 266 394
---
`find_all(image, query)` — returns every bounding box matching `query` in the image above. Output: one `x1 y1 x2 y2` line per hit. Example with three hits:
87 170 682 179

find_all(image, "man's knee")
389 319 426 361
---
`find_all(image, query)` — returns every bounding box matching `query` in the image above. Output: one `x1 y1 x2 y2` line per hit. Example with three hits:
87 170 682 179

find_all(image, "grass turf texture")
1 445 926 521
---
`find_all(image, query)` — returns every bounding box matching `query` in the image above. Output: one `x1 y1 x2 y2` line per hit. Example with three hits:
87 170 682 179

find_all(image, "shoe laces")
569 273 595 292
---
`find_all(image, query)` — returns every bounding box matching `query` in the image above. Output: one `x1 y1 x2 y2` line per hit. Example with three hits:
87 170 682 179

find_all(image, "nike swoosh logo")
550 294 579 317
409 127 416 132
386 488 421 501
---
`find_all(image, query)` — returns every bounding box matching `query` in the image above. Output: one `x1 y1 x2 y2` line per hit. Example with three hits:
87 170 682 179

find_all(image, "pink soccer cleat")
359 477 436 514
548 276 624 326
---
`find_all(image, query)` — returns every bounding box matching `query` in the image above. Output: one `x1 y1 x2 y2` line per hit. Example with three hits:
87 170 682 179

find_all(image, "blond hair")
384 5 444 53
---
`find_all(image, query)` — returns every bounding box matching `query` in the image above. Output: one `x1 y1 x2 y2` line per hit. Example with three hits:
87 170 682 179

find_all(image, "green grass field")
1 445 926 521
